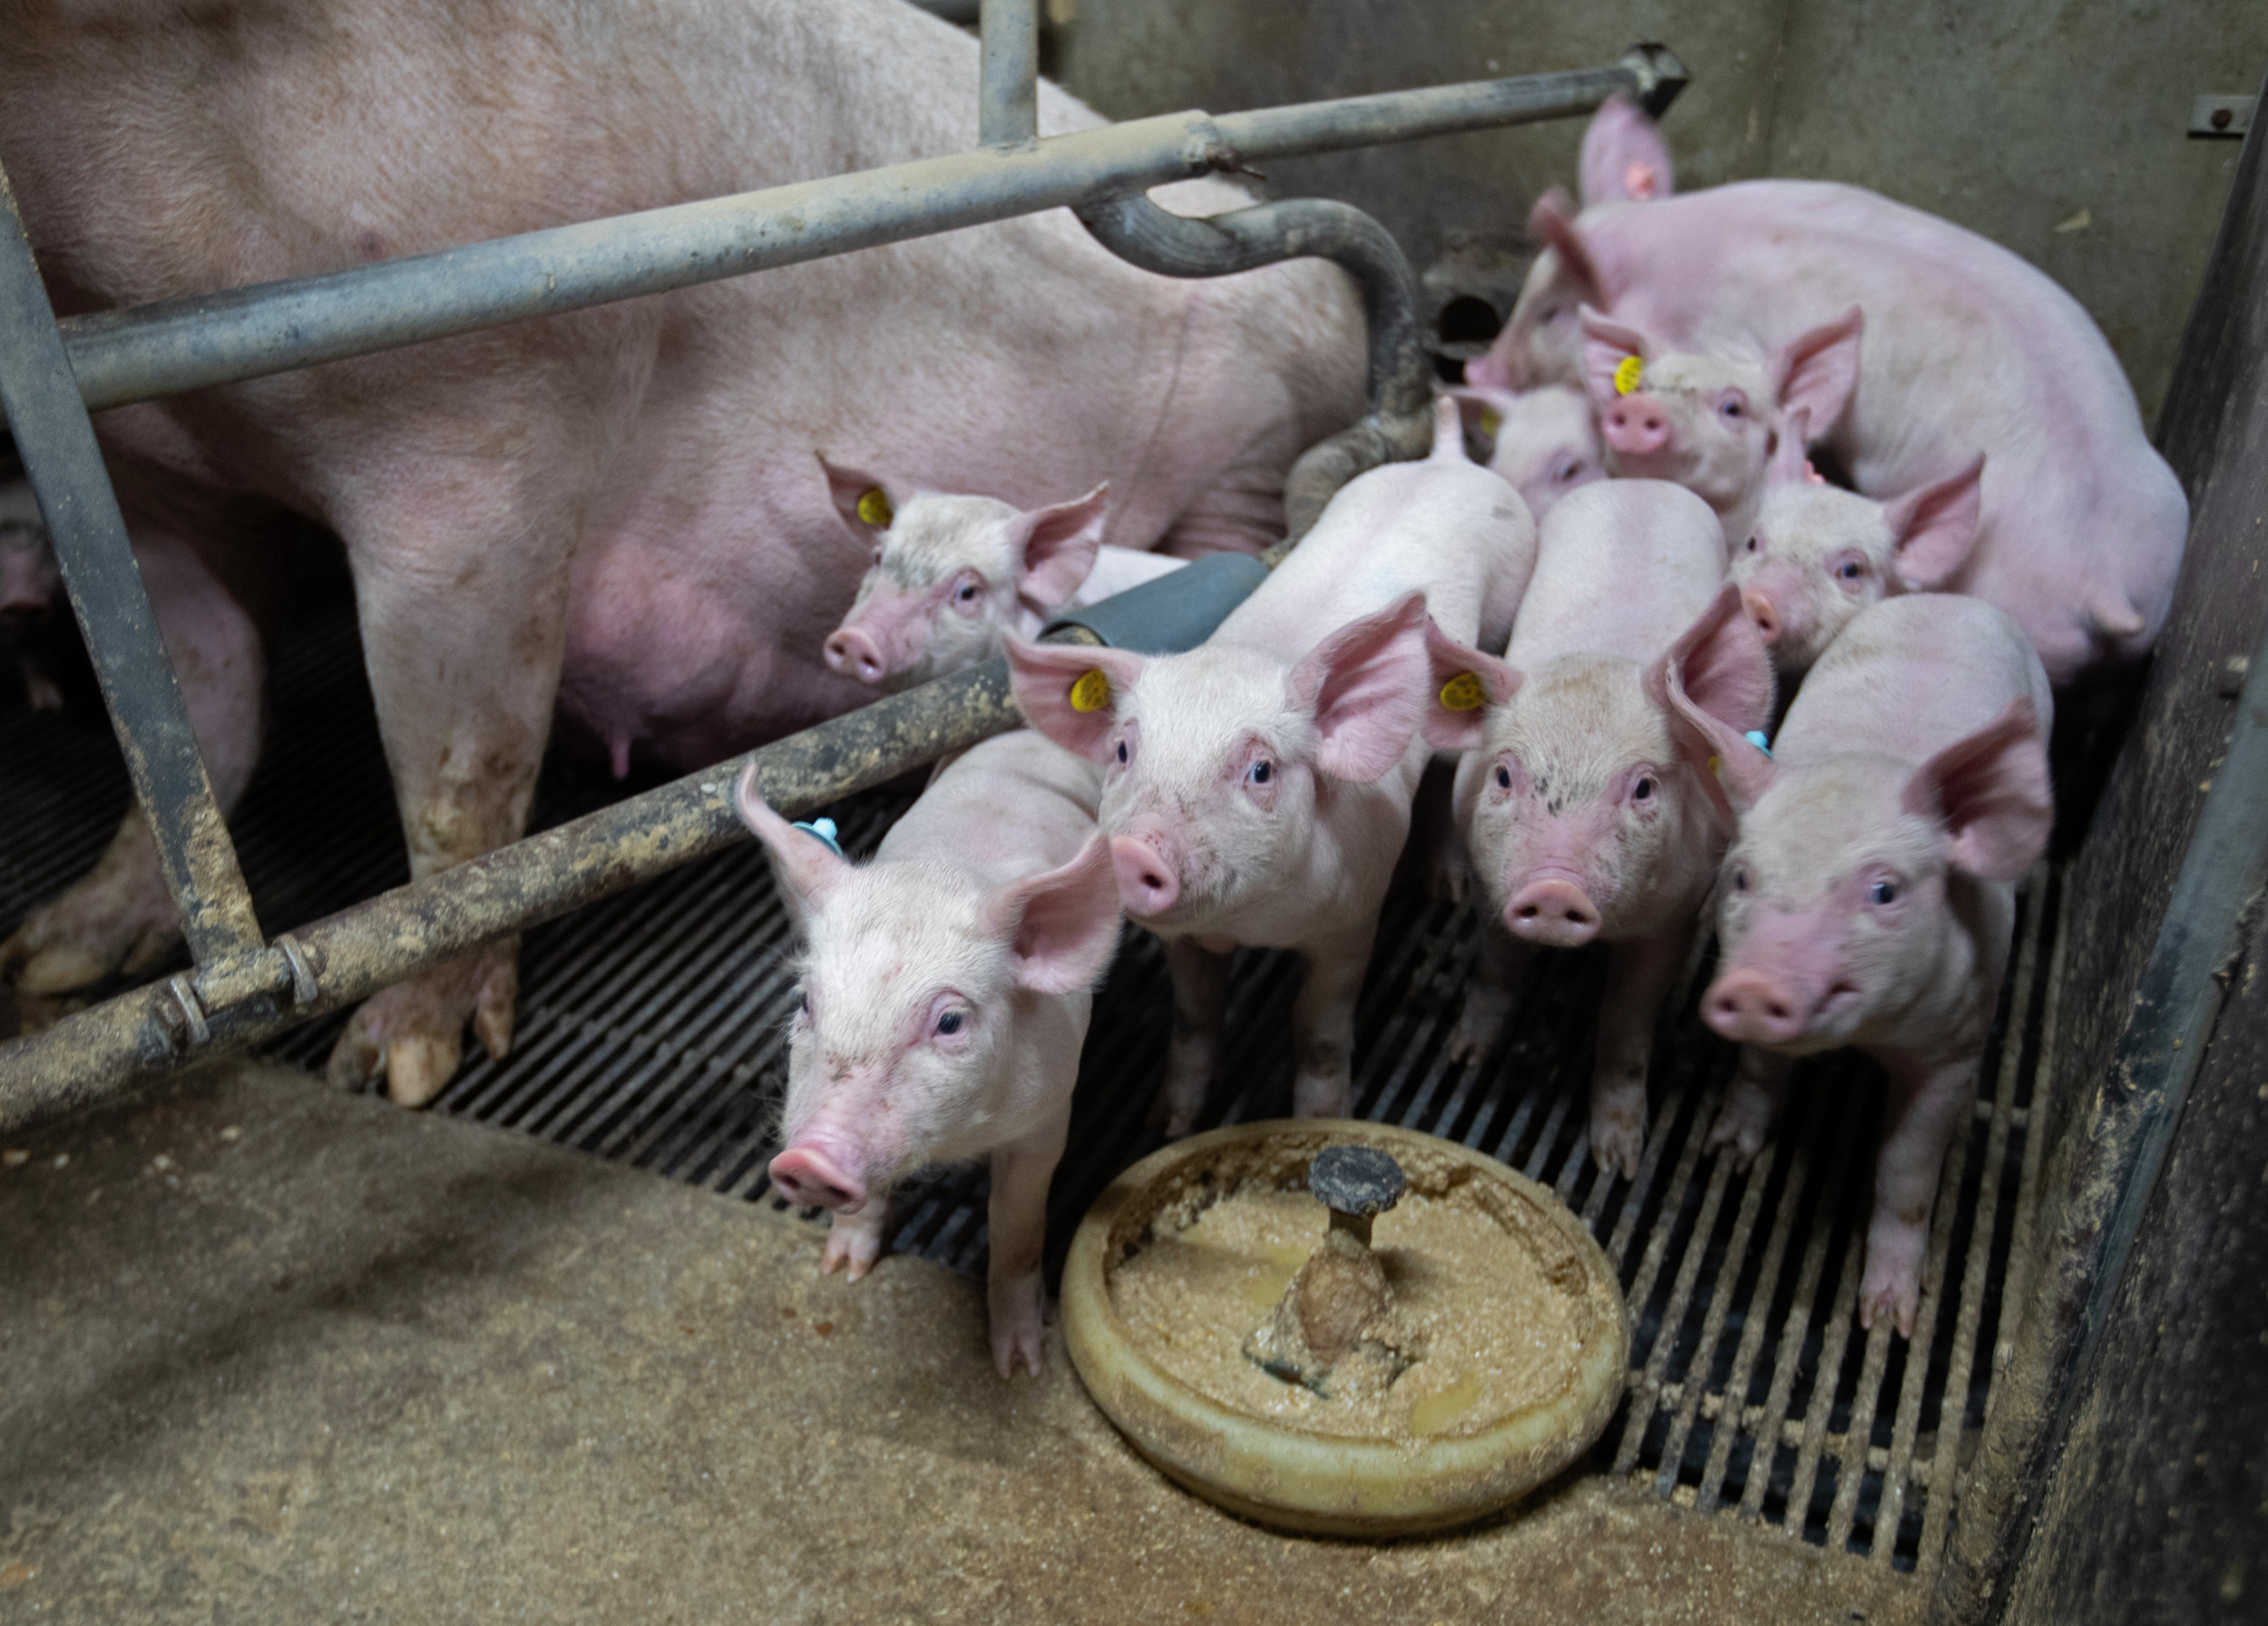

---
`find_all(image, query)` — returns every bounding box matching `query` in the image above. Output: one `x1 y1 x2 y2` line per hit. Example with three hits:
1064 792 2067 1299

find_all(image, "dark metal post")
0 169 264 968
979 0 1040 147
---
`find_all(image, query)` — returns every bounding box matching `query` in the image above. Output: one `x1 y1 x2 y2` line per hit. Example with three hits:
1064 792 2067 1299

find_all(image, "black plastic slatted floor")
2 600 2053 1575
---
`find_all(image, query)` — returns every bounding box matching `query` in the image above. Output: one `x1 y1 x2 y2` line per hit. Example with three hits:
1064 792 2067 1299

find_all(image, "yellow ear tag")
1478 406 1503 436
856 487 894 528
1613 355 1645 396
1070 669 1111 712
1439 671 1487 711
1708 754 1724 779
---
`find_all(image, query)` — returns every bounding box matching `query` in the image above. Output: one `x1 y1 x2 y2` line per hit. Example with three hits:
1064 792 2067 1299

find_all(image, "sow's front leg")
323 458 587 1109
1 527 270 992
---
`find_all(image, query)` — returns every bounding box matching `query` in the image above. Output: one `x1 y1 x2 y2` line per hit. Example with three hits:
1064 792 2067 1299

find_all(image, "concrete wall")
1055 0 2265 423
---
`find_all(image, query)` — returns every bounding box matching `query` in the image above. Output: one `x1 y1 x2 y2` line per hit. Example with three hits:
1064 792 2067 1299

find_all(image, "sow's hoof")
326 939 520 1108
0 818 181 994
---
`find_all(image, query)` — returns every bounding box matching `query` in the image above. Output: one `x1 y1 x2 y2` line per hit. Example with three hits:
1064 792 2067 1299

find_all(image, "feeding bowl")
1061 1120 1628 1538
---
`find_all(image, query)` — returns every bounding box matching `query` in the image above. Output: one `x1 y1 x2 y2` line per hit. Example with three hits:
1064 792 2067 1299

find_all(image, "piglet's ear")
1012 484 1110 613
1529 188 1604 303
1653 584 1777 819
989 834 1123 995
1882 455 1986 592
734 762 851 923
817 454 896 547
1648 583 1776 735
1766 405 1814 490
1579 93 1675 207
1004 635 1147 765
1579 306 1650 406
1442 385 1512 450
1420 616 1518 753
1772 307 1863 438
1901 697 2052 884
1286 592 1432 784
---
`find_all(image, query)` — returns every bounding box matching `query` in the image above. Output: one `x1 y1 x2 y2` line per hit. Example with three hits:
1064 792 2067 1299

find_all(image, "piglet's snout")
823 626 887 685
1601 396 1670 457
1504 877 1600 948
1110 834 1180 916
1704 968 1808 1046
768 1143 868 1213
1741 589 1782 645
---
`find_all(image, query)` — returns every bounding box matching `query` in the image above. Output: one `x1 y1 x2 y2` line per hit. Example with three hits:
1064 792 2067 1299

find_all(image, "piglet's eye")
1115 740 1129 764
1838 560 1864 581
1248 759 1272 786
957 581 981 602
1720 399 1745 419
1744 535 1759 553
1495 765 1512 790
1632 776 1656 801
1870 879 1898 906
1732 867 1749 892
935 1010 964 1035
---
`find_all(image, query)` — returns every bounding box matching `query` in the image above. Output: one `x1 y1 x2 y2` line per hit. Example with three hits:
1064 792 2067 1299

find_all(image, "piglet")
1008 398 1536 1134
1579 305 1863 554
735 730 1122 1377
1670 593 2053 1336
1733 409 1995 677
818 458 1185 691
1442 384 1607 524
1428 480 1774 1176
0 483 64 711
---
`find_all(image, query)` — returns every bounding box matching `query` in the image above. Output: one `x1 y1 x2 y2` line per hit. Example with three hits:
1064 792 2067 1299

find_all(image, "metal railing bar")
59 53 1681 415
0 175 264 967
978 0 1040 148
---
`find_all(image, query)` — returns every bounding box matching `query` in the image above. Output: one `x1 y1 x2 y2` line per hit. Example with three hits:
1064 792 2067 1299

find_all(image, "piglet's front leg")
1449 923 1532 1065
1589 924 1693 1179
1291 927 1375 1120
985 1107 1070 1378
821 1189 893 1282
1157 939 1230 1139
1861 1054 1978 1337
1707 1045 1795 1171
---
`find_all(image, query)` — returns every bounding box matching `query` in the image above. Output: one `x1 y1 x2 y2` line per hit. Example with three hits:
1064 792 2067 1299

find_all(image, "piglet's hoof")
326 939 520 1107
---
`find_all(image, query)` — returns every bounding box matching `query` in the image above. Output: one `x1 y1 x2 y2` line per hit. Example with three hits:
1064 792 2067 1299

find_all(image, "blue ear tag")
1745 730 1774 759
792 817 844 857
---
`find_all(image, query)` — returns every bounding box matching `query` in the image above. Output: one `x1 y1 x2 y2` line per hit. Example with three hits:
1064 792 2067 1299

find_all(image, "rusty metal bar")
0 550 1271 1128
0 171 264 969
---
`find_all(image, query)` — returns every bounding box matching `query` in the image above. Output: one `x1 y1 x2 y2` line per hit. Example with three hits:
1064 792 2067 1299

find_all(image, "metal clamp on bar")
151 935 329 1058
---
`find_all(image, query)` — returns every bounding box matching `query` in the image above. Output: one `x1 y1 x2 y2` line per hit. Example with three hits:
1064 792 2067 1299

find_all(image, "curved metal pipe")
1074 191 1433 544
1074 44 1687 546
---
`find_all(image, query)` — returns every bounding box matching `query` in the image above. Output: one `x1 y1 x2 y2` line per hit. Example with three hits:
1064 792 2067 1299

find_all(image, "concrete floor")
0 1060 1919 1624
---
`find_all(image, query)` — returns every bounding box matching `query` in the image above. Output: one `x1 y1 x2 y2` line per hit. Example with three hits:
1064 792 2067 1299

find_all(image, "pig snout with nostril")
1503 875 1601 946
1110 833 1181 917
1601 395 1670 457
1704 966 1809 1046
1740 589 1782 645
822 626 887 685
768 1142 869 1213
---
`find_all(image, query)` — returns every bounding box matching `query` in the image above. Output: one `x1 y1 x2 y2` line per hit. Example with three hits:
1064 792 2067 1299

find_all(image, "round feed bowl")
1062 1120 1629 1539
